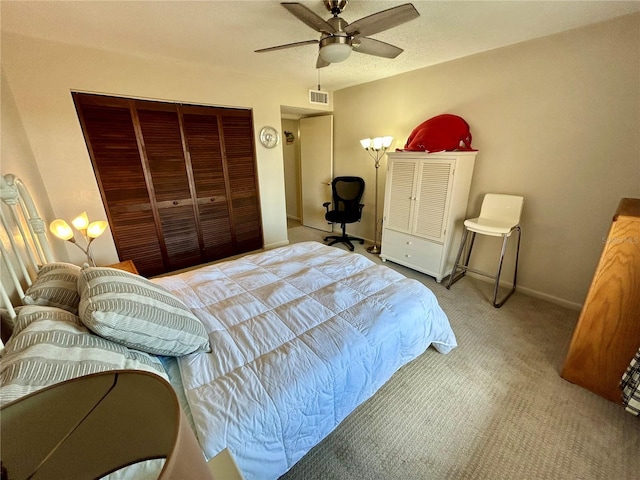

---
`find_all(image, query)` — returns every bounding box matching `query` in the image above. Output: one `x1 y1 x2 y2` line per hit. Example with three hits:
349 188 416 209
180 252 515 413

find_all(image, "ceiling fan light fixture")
319 36 352 63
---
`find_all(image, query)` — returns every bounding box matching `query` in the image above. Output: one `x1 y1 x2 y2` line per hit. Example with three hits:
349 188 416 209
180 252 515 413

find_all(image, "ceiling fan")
255 1 420 68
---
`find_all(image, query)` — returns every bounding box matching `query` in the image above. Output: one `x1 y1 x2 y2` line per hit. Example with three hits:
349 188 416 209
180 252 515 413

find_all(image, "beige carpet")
280 221 640 480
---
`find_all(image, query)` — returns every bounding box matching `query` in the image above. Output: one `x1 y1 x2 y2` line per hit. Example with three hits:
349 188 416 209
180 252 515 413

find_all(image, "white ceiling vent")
309 89 329 105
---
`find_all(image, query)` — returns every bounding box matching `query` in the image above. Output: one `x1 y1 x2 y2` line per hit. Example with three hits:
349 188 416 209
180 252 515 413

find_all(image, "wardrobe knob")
173 201 179 206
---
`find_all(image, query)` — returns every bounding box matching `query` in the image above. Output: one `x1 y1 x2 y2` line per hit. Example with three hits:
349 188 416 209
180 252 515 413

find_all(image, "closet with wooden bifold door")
73 93 263 277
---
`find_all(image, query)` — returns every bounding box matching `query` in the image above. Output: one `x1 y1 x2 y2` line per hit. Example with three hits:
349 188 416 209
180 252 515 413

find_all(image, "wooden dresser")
561 198 640 404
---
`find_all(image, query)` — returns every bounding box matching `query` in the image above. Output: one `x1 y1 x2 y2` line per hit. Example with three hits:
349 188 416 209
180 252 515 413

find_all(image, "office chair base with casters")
323 176 365 252
446 194 524 308
324 226 365 252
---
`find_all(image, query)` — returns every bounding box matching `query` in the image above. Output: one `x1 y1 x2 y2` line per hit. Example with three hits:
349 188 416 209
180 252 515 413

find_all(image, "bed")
0 173 457 479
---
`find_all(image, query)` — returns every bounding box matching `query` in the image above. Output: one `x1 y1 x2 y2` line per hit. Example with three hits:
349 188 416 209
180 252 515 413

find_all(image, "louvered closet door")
222 113 262 252
75 96 165 276
136 102 202 272
385 160 417 233
74 93 262 277
181 107 234 261
413 160 454 242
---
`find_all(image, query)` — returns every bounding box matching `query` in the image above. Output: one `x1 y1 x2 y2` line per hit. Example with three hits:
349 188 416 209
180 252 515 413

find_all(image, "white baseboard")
516 285 582 311
466 272 582 311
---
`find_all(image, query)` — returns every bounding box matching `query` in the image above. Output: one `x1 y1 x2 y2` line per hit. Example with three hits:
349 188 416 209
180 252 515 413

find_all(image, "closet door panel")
137 108 192 203
137 107 200 268
182 112 226 197
222 114 262 251
158 205 201 270
182 112 233 259
110 207 165 277
75 100 163 274
198 203 234 259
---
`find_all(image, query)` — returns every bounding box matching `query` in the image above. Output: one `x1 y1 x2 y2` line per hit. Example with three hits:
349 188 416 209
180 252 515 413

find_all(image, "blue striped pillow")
78 267 211 356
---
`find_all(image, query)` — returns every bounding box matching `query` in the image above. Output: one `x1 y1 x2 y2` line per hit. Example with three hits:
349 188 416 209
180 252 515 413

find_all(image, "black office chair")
322 176 365 251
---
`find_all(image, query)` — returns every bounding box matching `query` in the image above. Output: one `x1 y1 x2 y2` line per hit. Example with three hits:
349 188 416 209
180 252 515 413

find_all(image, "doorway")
280 112 334 234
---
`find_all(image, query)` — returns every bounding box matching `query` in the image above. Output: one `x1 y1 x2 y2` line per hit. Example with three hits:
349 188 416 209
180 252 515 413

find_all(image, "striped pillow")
78 267 211 356
0 305 168 406
23 262 82 314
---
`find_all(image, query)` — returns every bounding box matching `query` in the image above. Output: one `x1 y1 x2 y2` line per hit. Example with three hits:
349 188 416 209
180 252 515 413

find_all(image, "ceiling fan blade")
282 2 336 34
316 55 330 69
255 39 319 53
352 37 403 59
344 3 419 39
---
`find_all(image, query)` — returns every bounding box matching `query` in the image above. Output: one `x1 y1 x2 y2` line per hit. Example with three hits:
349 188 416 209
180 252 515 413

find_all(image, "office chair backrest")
479 194 524 226
332 177 365 213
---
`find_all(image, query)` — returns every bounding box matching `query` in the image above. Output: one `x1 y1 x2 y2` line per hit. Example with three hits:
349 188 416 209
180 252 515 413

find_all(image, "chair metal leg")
465 232 476 266
446 228 471 289
448 225 521 308
492 226 521 308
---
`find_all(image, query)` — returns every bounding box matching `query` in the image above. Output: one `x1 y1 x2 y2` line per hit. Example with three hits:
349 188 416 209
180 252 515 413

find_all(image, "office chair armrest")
323 202 331 213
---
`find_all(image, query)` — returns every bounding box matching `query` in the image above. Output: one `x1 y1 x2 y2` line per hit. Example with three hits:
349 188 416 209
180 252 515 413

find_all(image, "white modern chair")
446 193 524 308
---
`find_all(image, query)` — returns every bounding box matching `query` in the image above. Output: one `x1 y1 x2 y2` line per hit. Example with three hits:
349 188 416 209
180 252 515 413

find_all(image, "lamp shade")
360 138 372 149
319 35 352 63
71 212 89 231
381 136 394 148
87 220 108 239
49 219 74 241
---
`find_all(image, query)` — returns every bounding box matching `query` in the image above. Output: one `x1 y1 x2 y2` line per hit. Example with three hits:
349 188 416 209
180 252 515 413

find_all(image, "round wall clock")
259 126 280 149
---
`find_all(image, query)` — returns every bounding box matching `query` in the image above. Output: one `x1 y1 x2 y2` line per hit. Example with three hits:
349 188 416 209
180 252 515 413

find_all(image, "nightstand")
207 448 245 479
107 260 139 274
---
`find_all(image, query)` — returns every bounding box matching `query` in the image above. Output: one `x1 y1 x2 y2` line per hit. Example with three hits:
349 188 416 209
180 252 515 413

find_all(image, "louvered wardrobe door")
135 102 201 272
74 96 165 276
181 108 234 261
413 160 454 242
385 160 417 233
222 113 263 252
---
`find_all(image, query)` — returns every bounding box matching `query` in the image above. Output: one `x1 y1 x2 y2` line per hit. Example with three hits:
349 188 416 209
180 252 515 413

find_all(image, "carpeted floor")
279 221 640 480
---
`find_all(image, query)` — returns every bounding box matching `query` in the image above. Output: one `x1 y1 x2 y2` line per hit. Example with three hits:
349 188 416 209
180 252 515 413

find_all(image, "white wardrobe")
380 151 478 282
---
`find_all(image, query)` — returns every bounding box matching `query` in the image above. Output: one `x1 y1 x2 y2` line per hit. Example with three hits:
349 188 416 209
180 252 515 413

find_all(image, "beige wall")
281 118 301 220
1 71 66 301
1 72 56 228
2 14 638 308
1 32 331 265
333 13 640 308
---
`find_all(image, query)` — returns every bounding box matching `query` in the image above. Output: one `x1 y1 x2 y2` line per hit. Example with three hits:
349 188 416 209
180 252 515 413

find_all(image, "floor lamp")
360 136 393 254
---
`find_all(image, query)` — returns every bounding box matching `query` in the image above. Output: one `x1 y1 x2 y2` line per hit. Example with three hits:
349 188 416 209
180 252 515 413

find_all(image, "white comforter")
153 242 456 479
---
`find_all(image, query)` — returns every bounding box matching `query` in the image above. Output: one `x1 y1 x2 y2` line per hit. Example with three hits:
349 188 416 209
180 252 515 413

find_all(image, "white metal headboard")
0 173 56 319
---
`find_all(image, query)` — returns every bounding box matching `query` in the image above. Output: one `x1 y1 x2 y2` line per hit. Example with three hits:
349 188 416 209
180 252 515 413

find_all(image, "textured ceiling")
2 1 639 91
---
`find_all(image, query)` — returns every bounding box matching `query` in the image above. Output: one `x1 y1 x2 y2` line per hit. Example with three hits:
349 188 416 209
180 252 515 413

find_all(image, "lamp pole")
360 136 393 255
